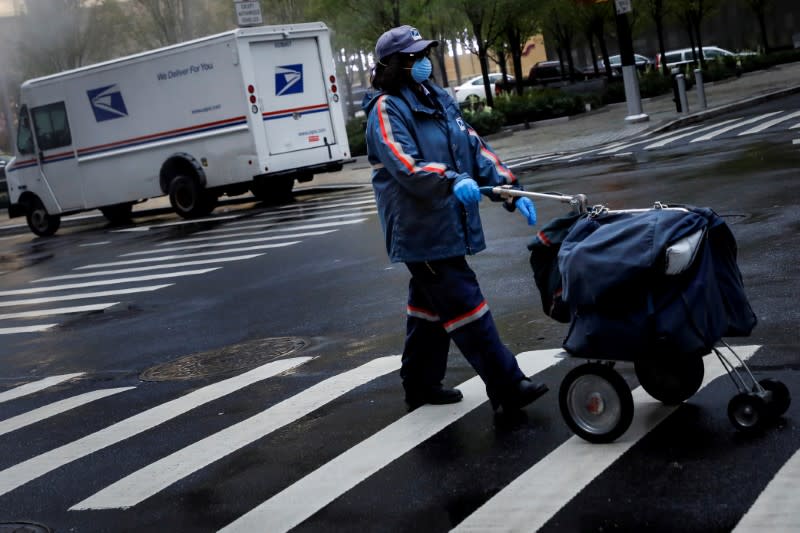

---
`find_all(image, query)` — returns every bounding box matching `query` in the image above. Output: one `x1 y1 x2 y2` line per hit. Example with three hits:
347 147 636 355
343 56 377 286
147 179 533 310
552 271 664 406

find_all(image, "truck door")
250 38 337 155
30 101 83 211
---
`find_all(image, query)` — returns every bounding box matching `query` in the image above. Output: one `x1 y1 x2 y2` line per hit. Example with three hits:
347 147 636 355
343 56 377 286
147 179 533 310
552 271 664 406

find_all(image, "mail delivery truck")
5 22 351 236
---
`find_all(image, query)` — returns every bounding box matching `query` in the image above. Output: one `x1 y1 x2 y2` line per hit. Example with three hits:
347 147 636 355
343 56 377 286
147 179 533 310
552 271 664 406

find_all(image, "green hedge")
493 89 585 126
347 118 367 157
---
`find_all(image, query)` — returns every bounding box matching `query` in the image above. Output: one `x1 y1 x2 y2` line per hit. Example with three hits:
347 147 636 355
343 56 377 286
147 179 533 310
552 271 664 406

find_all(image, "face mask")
410 57 432 83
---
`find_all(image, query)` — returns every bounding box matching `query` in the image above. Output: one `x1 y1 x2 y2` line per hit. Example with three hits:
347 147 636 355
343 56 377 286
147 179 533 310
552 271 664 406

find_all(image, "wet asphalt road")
0 100 797 531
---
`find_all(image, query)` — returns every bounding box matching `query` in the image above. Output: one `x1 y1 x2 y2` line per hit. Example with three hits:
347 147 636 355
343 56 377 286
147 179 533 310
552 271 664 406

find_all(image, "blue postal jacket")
364 81 518 263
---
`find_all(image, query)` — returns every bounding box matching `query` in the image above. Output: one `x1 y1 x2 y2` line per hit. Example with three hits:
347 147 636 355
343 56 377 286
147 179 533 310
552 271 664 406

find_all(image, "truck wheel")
169 175 216 218
100 202 134 225
26 197 61 237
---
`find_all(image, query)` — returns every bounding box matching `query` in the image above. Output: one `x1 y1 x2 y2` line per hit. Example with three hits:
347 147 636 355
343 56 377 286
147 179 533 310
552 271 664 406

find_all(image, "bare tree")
641 0 671 75
742 0 773 52
461 0 507 107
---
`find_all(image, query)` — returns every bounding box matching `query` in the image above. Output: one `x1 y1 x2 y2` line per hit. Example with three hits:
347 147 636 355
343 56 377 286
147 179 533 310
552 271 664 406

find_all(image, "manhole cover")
0 523 50 533
140 337 308 382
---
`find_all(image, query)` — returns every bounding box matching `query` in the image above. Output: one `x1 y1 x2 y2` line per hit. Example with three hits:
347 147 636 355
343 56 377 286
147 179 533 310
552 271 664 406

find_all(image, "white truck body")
6 22 350 235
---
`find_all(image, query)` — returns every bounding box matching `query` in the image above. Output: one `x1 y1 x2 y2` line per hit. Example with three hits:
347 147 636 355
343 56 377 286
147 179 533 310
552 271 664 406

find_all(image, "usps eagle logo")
275 64 304 96
87 85 128 122
410 28 421 40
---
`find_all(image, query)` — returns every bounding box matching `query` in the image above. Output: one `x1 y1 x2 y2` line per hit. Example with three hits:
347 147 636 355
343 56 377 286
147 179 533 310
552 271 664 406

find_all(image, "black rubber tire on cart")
728 392 767 433
634 355 705 405
169 175 216 218
559 363 634 444
759 378 791 418
26 196 61 237
100 202 134 225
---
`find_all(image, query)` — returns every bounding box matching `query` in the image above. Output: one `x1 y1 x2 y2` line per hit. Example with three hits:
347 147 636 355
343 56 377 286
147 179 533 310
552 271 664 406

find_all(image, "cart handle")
479 185 589 214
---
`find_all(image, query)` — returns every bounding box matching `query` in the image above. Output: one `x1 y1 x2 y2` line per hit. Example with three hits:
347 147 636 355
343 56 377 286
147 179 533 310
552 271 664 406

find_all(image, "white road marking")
274 198 375 212
644 118 742 149
78 241 111 247
33 255 263 282
0 357 312 498
737 110 800 136
112 214 243 232
217 348 564 533
0 373 85 403
160 219 366 245
690 112 783 142
198 209 377 235
553 142 625 161
733 447 800 532
451 345 760 533
0 387 135 436
794 139 800 145
0 285 173 308
507 154 558 169
0 269 218 296
71 356 402 510
120 230 336 256
77 243 297 269
0 303 119 320
0 325 57 334
597 124 705 154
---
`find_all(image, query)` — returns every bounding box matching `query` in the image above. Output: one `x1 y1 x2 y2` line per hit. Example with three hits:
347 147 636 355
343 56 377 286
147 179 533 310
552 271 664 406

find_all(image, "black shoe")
405 387 464 410
496 378 548 413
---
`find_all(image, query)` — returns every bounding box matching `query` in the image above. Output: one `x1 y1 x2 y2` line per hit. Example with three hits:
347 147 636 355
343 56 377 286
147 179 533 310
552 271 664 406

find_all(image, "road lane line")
644 118 742 149
159 219 367 246
507 154 559 169
274 198 375 212
0 325 57 334
112 214 244 232
0 374 85 403
198 209 377 235
737 110 800 136
71 356 401 510
78 244 297 269
690 112 783 142
120 230 336 256
552 142 626 161
0 269 219 296
733 447 800 532
0 357 312 498
596 125 706 154
0 285 173 308
33 255 263 282
451 345 760 533
217 348 564 533
0 303 119 320
0 387 135 436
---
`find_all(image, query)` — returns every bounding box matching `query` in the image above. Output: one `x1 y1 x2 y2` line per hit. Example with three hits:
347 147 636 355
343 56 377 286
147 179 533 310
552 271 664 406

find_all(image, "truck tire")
26 197 61 237
169 175 216 218
100 202 134 225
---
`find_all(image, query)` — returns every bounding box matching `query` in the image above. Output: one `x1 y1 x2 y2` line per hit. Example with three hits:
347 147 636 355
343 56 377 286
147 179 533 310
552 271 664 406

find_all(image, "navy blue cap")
375 25 438 63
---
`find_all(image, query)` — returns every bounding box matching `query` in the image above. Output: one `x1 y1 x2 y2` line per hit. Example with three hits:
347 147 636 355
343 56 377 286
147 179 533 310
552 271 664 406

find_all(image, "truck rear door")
250 37 336 155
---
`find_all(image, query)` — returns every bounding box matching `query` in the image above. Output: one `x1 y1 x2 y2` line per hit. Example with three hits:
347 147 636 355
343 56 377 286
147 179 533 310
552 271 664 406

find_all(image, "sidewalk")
3 61 799 231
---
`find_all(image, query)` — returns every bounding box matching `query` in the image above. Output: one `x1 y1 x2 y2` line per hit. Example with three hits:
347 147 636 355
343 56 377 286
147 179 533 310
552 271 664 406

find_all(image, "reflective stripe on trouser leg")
404 257 525 403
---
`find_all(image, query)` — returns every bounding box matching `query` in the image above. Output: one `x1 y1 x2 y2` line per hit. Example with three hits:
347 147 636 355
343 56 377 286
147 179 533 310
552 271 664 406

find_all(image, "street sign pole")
614 0 649 123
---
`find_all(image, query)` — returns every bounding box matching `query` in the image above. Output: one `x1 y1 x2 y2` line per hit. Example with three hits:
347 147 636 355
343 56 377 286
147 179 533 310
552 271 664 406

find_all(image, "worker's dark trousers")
402 257 525 405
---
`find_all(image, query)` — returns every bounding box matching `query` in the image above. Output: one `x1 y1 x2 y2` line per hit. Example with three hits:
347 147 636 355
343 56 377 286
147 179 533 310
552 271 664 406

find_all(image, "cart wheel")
728 393 766 433
634 355 704 405
759 378 791 417
559 363 634 444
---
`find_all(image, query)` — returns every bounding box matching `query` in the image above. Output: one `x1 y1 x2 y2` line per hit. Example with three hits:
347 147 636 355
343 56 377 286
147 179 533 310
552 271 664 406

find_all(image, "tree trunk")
507 26 524 96
756 8 770 53
451 38 463 85
656 16 668 76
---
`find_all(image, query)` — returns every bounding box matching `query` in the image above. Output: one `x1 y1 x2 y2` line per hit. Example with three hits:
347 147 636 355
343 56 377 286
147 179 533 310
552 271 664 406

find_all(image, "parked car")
655 46 755 73
454 73 514 103
0 153 11 168
596 54 653 76
528 60 595 86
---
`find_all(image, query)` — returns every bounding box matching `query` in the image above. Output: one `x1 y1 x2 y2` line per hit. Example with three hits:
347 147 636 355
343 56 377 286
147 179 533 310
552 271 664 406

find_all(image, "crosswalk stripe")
120 230 335 256
0 325 57 334
32 254 263 283
451 345 760 532
0 373 85 403
690 112 783 142
112 214 244 232
217 348 564 533
0 285 173 308
0 357 312 498
71 356 402 510
159 219 367 246
737 110 800 136
274 198 375 212
597 125 705 154
80 244 297 269
791 123 800 130
733 447 800 531
644 118 742 149
552 142 626 161
0 303 119 320
198 209 377 235
0 269 219 296
0 387 135 436
507 154 558 169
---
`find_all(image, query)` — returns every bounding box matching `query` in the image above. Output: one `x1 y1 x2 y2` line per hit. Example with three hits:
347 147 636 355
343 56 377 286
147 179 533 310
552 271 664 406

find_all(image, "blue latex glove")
516 197 537 226
453 177 482 205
